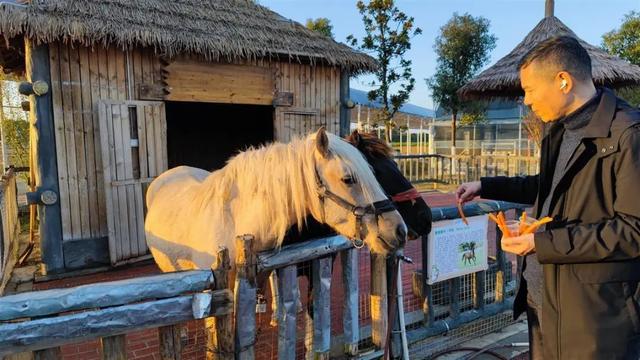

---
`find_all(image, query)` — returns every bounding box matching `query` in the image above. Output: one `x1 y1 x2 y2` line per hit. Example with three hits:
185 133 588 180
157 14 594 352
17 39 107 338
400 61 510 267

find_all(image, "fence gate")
98 100 167 265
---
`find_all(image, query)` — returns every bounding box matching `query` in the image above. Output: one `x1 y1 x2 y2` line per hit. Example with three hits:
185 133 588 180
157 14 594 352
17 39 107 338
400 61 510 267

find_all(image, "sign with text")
427 214 489 284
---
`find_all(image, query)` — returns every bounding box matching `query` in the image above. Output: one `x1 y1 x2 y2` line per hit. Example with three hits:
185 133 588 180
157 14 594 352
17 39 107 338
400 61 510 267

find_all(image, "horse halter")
314 169 397 248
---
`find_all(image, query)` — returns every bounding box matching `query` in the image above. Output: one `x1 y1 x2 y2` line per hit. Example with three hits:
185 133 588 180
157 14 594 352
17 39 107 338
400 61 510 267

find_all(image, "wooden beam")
339 70 350 137
0 270 214 321
24 38 64 273
277 265 298 360
207 248 233 360
256 235 351 272
101 335 126 360
0 293 232 355
234 235 256 360
159 325 183 360
341 249 359 356
370 253 387 349
312 257 332 359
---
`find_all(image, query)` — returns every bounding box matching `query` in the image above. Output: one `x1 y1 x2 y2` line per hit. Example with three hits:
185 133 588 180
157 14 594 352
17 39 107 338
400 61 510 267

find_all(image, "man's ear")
316 127 329 158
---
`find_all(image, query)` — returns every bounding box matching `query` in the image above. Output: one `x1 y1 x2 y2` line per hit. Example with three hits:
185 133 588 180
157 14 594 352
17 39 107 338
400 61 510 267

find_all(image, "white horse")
145 128 407 272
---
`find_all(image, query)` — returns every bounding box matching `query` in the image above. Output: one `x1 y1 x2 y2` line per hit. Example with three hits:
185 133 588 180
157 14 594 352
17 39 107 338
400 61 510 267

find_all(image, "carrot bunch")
488 211 552 237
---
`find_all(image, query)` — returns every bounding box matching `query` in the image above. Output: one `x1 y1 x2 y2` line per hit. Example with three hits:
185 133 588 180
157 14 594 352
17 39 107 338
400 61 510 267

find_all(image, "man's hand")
501 233 536 256
455 181 481 204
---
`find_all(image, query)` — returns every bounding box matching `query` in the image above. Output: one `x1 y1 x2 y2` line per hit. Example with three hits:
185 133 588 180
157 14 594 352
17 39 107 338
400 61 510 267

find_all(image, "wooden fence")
0 201 525 359
0 167 20 294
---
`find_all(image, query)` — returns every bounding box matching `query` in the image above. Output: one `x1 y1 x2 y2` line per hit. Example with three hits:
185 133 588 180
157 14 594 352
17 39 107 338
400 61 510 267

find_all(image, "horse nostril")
396 225 407 244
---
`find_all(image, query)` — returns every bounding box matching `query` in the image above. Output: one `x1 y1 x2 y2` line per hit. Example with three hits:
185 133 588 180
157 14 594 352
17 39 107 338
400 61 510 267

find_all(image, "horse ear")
316 127 329 158
350 130 361 147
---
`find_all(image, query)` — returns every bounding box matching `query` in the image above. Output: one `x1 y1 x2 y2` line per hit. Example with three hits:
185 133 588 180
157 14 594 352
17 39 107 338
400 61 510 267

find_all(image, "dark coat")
481 89 640 359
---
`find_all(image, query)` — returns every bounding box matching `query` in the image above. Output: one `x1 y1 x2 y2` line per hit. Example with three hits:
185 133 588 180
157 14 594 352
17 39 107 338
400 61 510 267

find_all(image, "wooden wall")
46 41 342 265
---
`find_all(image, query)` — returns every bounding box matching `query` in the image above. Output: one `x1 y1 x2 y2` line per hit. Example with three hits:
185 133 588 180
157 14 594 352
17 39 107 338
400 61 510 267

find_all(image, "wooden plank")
164 61 274 105
277 265 297 360
120 104 138 258
208 249 233 360
88 46 107 237
132 48 143 100
115 48 127 101
234 235 256 360
111 104 129 262
159 325 182 360
341 249 359 356
256 235 351 272
0 270 214 320
69 43 90 240
370 253 387 349
134 182 146 256
153 104 167 172
101 335 126 360
0 293 232 356
312 257 331 359
136 106 149 179
339 70 350 137
33 348 62 360
59 42 81 240
98 102 117 265
78 46 100 239
144 105 157 177
48 42 72 242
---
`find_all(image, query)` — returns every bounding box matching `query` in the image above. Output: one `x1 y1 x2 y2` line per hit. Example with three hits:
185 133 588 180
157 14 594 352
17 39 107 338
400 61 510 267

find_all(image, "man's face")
520 61 569 122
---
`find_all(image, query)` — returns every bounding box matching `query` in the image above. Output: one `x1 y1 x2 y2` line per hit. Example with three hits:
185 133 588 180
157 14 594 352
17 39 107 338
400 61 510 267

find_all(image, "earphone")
560 79 567 90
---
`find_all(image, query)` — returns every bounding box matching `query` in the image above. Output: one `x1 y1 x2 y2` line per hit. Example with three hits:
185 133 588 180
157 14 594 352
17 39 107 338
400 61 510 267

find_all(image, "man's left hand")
501 233 536 256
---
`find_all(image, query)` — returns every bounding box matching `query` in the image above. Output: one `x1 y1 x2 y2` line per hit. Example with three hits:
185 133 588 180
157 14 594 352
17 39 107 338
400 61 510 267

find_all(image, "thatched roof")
0 0 376 74
458 16 640 100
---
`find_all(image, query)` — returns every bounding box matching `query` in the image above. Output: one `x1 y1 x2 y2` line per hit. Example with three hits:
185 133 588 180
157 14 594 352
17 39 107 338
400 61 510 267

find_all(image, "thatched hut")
0 0 376 273
458 15 640 100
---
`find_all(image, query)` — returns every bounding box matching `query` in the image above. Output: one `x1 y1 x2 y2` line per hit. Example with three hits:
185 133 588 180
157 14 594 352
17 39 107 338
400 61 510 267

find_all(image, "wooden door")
98 100 167 265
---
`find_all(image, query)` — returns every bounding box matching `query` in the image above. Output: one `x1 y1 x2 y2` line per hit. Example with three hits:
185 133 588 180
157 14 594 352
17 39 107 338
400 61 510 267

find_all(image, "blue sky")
258 0 639 110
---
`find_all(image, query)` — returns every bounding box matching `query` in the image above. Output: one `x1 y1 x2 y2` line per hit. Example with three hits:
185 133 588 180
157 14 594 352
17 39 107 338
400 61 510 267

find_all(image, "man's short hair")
519 36 592 81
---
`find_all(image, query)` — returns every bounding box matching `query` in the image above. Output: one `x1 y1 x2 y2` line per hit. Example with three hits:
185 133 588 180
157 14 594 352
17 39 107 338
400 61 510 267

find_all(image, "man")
456 36 640 359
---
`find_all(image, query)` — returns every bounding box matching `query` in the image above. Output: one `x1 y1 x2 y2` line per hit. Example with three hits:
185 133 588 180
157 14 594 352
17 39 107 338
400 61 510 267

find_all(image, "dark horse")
264 130 433 327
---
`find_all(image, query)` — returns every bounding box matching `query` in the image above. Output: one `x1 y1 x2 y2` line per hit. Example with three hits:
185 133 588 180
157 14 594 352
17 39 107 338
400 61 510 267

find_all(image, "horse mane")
199 132 382 249
345 131 395 159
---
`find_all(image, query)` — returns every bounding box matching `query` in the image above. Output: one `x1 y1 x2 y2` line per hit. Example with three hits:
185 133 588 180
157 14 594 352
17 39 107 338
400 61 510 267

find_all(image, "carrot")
522 216 553 234
457 201 469 225
488 211 512 237
518 212 528 235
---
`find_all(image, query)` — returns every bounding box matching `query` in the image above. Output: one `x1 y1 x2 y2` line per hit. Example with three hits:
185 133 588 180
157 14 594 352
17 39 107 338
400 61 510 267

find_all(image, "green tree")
428 13 496 148
347 0 421 142
602 11 640 107
305 17 334 39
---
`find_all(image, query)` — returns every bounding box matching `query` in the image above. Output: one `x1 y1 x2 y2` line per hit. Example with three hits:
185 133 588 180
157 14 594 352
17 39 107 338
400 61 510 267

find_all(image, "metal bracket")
26 188 58 205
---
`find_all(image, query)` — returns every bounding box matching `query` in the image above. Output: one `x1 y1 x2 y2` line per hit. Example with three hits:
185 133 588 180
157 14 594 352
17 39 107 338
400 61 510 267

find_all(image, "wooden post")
33 348 62 360
370 253 387 349
339 70 351 137
473 270 486 311
341 249 359 356
101 335 126 360
386 257 402 359
312 257 332 360
421 235 434 326
207 248 233 360
495 222 506 303
24 38 64 273
234 235 256 360
277 265 298 360
159 325 183 360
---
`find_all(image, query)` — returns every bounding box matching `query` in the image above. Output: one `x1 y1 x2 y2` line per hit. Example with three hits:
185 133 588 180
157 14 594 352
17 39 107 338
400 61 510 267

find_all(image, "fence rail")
395 154 539 185
0 167 20 295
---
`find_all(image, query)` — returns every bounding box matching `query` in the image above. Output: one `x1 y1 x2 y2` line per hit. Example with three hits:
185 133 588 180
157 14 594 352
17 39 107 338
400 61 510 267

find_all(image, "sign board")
427 214 489 284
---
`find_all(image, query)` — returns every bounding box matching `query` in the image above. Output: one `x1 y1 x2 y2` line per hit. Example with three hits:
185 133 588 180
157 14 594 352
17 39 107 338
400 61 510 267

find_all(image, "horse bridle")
315 169 397 248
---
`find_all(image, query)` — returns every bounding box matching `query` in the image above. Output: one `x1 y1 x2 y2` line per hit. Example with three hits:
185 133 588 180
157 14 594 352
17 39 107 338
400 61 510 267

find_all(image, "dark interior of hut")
165 101 274 171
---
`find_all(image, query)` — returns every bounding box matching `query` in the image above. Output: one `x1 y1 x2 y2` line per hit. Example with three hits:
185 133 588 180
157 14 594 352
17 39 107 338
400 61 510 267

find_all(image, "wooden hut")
458 11 640 100
0 0 376 274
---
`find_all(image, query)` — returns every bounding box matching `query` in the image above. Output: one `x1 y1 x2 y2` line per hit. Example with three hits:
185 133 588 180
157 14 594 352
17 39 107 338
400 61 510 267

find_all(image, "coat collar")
580 88 618 140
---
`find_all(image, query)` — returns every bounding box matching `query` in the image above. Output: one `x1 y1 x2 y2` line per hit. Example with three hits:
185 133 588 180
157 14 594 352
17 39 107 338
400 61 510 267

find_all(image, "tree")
347 0 421 142
305 17 334 39
428 13 496 149
602 11 640 107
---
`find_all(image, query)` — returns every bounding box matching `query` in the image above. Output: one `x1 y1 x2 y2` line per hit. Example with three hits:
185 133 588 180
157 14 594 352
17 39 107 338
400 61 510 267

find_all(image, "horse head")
309 128 407 255
346 130 432 239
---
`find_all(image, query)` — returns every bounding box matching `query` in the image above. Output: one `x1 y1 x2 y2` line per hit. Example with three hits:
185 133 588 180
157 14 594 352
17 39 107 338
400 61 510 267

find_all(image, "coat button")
610 146 614 149
602 148 606 153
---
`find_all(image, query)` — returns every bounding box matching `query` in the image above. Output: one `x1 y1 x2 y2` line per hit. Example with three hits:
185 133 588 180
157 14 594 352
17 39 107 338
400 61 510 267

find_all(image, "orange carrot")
522 216 553 234
518 212 528 235
457 202 469 225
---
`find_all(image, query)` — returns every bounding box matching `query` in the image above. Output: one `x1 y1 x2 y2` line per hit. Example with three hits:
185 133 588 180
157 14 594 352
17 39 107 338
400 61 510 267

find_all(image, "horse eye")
342 176 357 185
